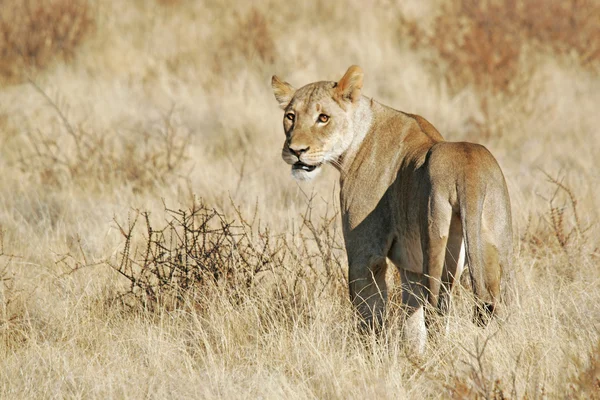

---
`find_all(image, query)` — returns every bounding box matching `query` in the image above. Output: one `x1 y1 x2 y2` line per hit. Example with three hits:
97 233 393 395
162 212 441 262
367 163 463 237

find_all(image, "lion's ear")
271 76 296 109
335 65 363 104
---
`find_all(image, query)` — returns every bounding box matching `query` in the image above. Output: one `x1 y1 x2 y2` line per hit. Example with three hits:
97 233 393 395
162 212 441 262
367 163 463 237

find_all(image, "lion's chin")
291 165 322 181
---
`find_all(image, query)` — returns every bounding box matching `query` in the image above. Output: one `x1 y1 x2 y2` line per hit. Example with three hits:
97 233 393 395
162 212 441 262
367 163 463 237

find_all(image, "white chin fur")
291 166 321 181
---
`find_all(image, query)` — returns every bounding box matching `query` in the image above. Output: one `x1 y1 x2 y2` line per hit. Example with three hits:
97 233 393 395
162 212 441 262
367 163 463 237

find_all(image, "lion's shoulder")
403 112 444 142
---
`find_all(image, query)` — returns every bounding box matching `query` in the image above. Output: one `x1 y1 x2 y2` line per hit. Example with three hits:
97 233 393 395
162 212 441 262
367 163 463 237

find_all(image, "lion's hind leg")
421 194 454 312
439 213 465 316
420 195 458 339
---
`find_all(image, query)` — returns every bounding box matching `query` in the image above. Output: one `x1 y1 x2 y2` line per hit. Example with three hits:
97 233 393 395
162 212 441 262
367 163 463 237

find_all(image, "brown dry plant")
0 0 94 84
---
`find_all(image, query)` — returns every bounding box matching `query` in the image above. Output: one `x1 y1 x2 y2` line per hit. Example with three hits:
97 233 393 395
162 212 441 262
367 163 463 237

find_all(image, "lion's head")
271 66 364 180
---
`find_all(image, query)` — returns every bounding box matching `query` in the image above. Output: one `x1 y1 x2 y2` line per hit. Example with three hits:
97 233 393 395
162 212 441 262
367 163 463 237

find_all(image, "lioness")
271 66 512 353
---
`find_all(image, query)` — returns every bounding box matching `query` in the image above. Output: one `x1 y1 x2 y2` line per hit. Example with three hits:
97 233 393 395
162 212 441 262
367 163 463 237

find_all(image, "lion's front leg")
348 256 388 332
400 268 428 355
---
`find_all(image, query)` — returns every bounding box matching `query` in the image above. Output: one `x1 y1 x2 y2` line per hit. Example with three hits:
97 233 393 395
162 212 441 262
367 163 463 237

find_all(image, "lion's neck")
337 96 374 173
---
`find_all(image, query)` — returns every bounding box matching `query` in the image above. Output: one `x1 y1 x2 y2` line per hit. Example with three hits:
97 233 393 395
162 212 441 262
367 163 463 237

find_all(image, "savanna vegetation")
0 0 599 398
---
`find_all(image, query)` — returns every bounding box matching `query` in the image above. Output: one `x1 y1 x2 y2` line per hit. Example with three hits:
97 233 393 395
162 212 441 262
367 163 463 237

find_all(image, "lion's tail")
458 167 511 326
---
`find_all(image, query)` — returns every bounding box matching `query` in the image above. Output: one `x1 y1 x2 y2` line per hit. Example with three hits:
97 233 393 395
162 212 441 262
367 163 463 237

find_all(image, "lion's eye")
286 113 295 122
318 114 329 123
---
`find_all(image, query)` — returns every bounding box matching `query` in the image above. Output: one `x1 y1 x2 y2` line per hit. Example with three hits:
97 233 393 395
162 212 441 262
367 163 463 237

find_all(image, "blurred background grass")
0 0 599 398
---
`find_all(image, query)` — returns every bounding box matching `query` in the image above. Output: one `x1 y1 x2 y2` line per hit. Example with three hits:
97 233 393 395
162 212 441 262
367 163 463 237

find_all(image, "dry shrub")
521 0 600 68
403 0 600 97
213 7 276 74
111 198 346 312
0 232 28 350
427 0 524 97
0 0 94 84
0 234 15 326
442 335 516 400
544 173 589 257
18 82 190 192
112 202 274 310
521 173 594 278
406 329 518 399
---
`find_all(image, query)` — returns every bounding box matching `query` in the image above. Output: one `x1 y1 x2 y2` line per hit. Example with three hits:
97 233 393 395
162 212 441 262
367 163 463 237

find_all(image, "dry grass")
16 81 190 192
0 0 599 398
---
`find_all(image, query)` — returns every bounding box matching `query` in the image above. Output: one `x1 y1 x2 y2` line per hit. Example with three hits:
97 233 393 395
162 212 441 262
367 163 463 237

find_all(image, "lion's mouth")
292 162 318 172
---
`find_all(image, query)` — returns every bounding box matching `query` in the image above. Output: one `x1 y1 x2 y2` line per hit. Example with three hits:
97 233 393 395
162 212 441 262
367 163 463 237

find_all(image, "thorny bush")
112 198 347 311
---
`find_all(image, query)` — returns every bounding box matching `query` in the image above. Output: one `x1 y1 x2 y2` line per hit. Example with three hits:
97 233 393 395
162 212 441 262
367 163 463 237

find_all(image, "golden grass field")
0 0 599 398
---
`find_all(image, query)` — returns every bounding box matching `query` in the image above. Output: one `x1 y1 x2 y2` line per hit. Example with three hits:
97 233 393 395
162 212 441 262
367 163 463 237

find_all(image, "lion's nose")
288 144 310 158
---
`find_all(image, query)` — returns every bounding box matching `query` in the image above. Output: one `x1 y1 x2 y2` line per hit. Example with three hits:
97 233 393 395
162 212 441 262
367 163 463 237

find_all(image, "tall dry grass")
0 0 599 398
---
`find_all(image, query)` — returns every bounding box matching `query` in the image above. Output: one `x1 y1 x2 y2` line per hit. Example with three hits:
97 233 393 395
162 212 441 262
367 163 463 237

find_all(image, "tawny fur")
272 66 512 353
